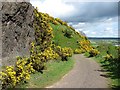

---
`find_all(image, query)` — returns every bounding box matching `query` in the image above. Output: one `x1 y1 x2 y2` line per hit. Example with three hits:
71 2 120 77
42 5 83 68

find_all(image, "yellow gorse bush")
88 49 100 57
43 47 59 60
0 57 35 89
79 40 93 52
104 54 113 60
75 39 100 57
0 66 17 88
15 57 35 80
34 8 53 52
74 39 93 54
30 42 59 71
74 48 85 54
52 45 73 61
61 47 73 57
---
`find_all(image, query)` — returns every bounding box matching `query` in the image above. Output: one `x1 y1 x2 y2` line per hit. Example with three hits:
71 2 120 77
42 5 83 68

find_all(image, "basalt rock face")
1 2 35 66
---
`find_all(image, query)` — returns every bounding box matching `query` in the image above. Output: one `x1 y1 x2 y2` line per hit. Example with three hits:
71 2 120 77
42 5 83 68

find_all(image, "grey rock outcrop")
79 31 86 37
1 2 35 66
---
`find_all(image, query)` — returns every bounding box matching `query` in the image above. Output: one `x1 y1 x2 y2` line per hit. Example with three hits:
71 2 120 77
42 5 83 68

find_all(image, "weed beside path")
17 58 74 88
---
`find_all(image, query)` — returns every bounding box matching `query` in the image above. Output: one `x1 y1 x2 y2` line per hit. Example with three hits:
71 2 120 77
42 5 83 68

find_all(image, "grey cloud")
60 2 118 22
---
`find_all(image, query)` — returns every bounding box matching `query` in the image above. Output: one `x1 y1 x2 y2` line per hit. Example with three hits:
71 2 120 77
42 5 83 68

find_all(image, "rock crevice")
1 2 35 66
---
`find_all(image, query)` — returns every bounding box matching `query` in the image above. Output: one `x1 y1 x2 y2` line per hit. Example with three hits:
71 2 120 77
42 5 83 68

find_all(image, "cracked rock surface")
1 2 35 66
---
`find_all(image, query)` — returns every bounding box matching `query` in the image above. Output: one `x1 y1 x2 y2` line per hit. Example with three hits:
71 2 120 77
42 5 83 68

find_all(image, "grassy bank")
94 56 120 88
51 23 81 50
89 41 120 88
95 57 119 88
17 58 74 88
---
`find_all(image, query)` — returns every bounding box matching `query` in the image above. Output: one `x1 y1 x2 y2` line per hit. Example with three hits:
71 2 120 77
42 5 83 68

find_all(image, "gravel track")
46 54 109 88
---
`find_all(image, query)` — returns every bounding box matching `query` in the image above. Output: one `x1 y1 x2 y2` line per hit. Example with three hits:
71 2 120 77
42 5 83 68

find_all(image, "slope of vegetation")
51 23 81 50
16 58 74 88
96 43 119 88
88 41 120 88
0 7 91 89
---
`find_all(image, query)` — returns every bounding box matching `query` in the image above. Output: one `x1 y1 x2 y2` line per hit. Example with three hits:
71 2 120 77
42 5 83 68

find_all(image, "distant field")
88 38 120 47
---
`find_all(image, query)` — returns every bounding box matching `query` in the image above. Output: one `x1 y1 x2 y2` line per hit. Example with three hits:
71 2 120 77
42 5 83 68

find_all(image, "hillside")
34 9 87 48
0 2 93 89
51 23 82 50
35 11 89 51
1 2 90 64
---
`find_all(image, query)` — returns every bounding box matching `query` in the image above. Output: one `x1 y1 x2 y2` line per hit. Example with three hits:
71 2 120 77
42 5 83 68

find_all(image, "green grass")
50 23 81 50
91 41 120 89
94 56 120 89
17 58 74 88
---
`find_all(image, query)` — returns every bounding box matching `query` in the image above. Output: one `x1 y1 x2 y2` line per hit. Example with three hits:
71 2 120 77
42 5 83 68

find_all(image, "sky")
30 0 119 37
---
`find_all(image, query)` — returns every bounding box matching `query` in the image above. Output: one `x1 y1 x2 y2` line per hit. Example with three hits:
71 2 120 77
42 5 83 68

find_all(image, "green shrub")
84 52 90 57
64 29 73 38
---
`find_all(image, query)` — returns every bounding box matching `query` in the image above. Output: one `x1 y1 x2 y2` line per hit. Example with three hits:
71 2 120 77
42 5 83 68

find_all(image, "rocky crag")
1 2 35 66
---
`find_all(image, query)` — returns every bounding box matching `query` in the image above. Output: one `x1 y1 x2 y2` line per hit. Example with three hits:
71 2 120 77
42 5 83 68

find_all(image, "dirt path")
46 54 109 88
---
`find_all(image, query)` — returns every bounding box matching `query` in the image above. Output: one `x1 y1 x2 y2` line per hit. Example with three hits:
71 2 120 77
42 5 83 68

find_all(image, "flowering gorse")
0 57 35 89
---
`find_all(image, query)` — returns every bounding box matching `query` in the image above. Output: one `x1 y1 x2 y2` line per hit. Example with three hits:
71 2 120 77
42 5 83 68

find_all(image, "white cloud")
107 18 112 21
71 18 118 37
104 27 112 31
63 0 119 2
91 31 96 34
76 29 83 31
72 22 86 29
72 24 80 29
30 0 75 18
78 22 85 25
68 22 73 26
84 30 90 34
